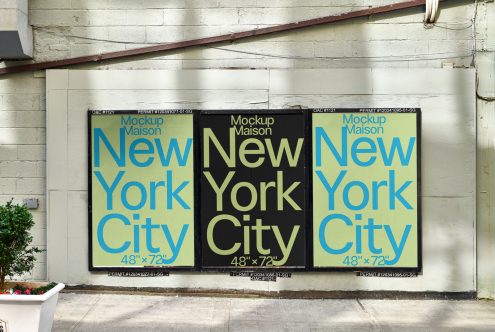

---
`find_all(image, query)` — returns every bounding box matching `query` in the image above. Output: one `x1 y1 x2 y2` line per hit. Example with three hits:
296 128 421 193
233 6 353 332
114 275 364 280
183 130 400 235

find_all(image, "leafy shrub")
0 199 43 291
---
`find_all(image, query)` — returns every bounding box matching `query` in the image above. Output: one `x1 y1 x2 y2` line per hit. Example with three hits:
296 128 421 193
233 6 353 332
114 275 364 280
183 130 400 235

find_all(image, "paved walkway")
53 292 495 331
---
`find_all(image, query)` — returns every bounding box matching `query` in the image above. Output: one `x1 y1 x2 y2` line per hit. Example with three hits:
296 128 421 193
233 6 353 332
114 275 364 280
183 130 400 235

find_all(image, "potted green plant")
0 199 64 332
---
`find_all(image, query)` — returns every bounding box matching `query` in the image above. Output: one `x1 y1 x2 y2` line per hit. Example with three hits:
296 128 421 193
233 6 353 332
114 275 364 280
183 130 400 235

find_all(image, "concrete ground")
53 292 495 332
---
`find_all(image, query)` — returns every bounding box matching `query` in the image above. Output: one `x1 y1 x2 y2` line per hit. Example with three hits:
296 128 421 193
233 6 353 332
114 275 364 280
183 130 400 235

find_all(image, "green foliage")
11 282 57 295
0 199 43 290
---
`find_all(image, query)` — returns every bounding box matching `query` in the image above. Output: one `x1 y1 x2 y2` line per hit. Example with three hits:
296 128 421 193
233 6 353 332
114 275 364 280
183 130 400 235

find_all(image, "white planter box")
0 282 65 332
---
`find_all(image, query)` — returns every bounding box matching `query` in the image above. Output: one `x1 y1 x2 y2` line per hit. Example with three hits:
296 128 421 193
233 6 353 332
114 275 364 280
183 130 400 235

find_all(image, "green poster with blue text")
89 110 195 269
312 109 420 269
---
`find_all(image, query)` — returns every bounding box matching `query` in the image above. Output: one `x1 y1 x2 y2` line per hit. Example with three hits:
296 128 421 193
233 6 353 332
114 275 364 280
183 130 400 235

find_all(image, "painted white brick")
108 26 146 43
67 69 268 90
30 9 87 26
369 7 425 24
372 3 476 24
314 41 352 57
69 0 130 9
19 262 47 281
368 23 409 41
0 111 45 128
0 75 44 94
436 3 477 23
0 128 45 144
49 43 70 52
29 0 71 9
36 161 46 177
0 195 46 211
268 93 417 109
446 26 473 41
407 23 448 41
103 59 183 70
180 58 265 69
87 10 128 26
0 145 17 160
145 26 184 43
69 43 127 57
162 9 201 25
36 196 47 213
0 0 17 9
0 94 41 111
70 26 109 40
180 57 407 69
0 111 15 127
0 178 16 193
18 145 46 161
69 0 208 10
24 2 481 67
207 24 324 42
39 94 46 116
67 89 269 123
270 69 372 95
329 40 430 58
30 227 46 246
162 8 238 25
126 10 163 26
68 0 369 10
313 21 412 42
200 8 238 25
33 26 71 42
238 7 366 25
322 22 364 41
0 9 17 29
39 95 46 111
0 196 22 205
123 43 151 50
486 2 495 50
34 46 70 62
32 249 46 263
182 41 315 60
474 2 487 49
30 10 130 26
30 211 47 228
0 161 38 177
219 0 369 7
428 39 474 56
16 178 45 195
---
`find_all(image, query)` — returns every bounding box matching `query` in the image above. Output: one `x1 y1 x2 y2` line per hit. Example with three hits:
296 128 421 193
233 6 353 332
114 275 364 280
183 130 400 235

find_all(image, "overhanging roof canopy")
0 0 33 59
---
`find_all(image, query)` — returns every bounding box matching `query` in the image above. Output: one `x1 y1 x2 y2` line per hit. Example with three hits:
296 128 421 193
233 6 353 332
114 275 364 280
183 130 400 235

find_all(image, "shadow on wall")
0 71 47 281
40 0 477 314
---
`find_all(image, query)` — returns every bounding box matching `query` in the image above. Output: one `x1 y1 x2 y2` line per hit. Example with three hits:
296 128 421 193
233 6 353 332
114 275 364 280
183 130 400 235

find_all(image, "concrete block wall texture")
26 0 477 67
46 68 476 293
0 73 46 280
0 0 493 296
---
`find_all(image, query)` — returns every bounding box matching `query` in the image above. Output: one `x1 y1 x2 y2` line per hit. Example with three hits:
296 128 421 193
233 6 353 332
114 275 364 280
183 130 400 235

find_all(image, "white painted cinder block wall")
0 0 493 295
46 68 476 293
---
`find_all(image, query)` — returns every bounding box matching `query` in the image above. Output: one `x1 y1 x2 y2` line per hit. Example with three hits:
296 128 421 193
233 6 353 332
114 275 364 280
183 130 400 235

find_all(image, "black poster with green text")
200 111 307 269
